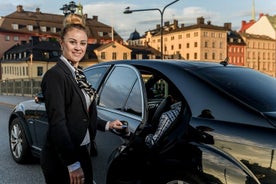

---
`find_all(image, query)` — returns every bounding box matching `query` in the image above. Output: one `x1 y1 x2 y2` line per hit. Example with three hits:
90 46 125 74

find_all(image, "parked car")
8 59 276 183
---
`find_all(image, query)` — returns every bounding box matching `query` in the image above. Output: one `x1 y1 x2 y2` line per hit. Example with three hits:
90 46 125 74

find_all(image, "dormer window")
51 27 56 33
27 25 33 31
12 24 19 30
98 32 103 37
40 26 47 32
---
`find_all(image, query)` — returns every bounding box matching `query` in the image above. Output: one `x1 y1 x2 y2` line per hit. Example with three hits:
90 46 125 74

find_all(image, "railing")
0 78 42 97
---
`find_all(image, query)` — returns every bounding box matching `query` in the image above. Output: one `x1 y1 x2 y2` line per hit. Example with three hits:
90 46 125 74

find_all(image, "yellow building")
241 33 276 77
141 17 229 61
94 41 132 62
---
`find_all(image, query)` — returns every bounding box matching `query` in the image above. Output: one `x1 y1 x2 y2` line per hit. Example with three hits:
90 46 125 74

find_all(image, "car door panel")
96 64 147 134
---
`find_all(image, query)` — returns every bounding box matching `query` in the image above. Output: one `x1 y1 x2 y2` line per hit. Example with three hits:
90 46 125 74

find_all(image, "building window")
194 32 198 37
123 53 127 59
212 42 215 48
178 34 182 39
14 36 19 41
194 53 197 59
178 44 181 49
186 53 189 60
40 26 47 32
37 66 43 76
5 35 10 41
98 32 103 37
212 53 215 60
204 53 208 59
194 42 198 48
211 32 215 37
186 33 190 38
204 41 208 48
101 52 106 59
220 53 223 60
51 27 56 33
112 52 117 60
186 43 190 48
171 36 174 41
12 24 19 30
171 45 174 50
27 25 33 31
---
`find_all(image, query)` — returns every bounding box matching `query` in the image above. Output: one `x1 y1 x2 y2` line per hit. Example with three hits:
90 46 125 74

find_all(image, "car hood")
14 100 42 114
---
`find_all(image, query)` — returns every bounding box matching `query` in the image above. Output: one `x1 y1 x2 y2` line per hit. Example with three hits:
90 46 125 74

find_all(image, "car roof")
89 59 276 113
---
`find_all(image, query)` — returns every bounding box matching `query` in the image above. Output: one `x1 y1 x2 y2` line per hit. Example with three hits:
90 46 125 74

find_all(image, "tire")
9 118 31 163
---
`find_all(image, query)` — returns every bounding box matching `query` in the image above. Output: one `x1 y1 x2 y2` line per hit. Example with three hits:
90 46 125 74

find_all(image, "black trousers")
40 143 93 184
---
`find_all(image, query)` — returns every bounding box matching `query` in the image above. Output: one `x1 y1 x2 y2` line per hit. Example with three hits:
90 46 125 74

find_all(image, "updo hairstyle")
61 14 88 40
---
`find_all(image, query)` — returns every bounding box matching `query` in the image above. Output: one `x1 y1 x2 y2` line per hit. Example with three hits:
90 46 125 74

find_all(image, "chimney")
259 13 264 18
16 5 24 12
207 20 211 25
181 23 185 28
36 8 41 13
224 23 232 30
83 14 88 19
197 17 204 25
173 19 178 28
156 24 160 29
92 16 98 21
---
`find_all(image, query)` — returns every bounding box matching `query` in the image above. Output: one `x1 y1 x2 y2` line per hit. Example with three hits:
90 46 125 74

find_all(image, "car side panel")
191 117 276 183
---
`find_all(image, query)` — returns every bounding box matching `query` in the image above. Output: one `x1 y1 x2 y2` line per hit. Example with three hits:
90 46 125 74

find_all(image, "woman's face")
60 27 88 65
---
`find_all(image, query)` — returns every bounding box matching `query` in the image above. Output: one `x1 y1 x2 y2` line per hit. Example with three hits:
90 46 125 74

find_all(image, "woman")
40 14 123 184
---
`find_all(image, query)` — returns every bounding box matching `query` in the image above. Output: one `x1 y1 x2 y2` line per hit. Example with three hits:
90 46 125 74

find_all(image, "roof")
267 15 276 30
127 29 141 40
239 20 255 33
0 5 123 42
227 31 246 45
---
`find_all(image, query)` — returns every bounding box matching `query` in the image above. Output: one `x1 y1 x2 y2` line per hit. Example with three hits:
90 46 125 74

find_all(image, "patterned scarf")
74 66 96 101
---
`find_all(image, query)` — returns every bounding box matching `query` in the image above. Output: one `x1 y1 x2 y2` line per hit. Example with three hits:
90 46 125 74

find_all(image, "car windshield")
198 66 276 112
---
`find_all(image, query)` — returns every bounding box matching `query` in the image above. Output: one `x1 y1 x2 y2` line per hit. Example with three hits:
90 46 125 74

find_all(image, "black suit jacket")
41 59 106 166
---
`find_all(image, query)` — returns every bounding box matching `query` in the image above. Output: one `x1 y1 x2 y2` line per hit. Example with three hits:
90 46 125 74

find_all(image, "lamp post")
60 1 78 16
124 0 179 59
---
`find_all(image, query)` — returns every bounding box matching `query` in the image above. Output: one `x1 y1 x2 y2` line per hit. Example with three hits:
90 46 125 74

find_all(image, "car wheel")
9 118 31 163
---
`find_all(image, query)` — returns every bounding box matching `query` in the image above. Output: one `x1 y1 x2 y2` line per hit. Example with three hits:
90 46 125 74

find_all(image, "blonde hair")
63 13 86 27
61 14 88 39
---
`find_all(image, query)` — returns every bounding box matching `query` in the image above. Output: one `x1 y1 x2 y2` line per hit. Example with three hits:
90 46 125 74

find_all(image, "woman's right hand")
69 167 85 184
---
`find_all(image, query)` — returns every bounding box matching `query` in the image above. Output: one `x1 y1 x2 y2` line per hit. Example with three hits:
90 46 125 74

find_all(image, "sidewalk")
0 95 33 106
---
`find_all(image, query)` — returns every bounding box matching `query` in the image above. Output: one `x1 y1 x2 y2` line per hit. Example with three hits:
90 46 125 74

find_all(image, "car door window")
99 65 143 116
84 66 109 90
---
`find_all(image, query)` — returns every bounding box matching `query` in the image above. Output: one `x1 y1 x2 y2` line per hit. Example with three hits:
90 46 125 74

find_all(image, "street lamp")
124 0 179 59
60 1 78 16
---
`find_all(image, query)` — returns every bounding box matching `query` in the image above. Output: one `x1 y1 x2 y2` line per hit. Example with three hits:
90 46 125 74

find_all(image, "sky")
1 0 276 40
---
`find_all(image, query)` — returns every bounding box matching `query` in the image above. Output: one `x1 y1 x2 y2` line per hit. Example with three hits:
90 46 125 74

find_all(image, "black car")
9 59 276 183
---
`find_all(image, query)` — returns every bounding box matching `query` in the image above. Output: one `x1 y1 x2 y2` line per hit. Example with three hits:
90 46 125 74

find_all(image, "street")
0 95 122 184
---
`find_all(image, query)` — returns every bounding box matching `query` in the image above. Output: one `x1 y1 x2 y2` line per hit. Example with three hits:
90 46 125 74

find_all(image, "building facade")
0 5 123 58
241 33 276 77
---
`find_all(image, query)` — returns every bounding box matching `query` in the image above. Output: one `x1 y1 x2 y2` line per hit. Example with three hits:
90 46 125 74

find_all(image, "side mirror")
34 92 45 103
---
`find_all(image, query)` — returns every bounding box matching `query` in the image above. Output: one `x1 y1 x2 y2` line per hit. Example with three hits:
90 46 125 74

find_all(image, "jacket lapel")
57 60 89 115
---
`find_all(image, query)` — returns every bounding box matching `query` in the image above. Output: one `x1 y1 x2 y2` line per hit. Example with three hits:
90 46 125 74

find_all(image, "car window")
99 65 142 116
84 66 109 90
198 67 276 112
